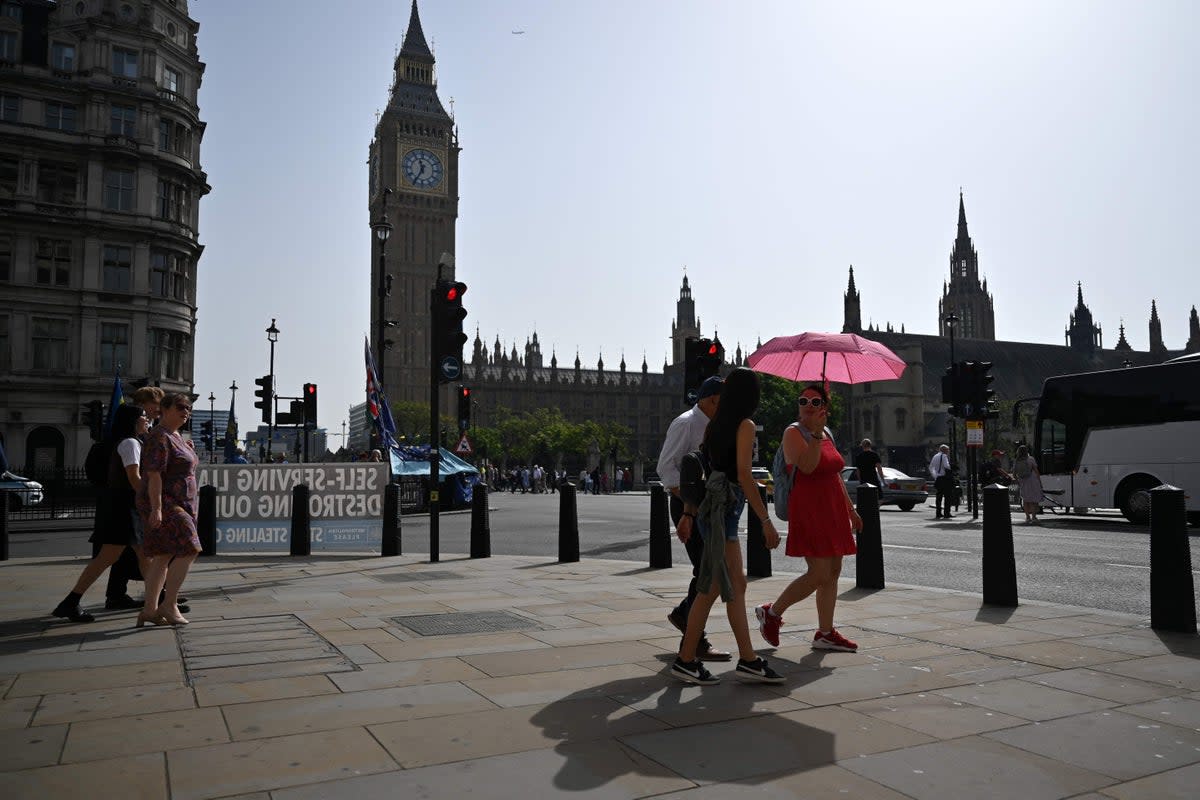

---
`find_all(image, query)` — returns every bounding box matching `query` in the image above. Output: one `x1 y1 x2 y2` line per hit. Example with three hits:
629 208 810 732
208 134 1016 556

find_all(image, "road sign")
965 419 984 447
453 432 474 456
439 356 462 381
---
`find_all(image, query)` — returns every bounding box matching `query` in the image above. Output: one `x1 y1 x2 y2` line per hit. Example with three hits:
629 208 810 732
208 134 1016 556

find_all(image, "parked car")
841 466 928 511
1 471 45 510
751 467 774 501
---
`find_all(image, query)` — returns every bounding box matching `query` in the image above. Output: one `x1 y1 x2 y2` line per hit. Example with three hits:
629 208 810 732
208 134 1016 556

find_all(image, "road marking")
1108 563 1200 574
883 544 971 554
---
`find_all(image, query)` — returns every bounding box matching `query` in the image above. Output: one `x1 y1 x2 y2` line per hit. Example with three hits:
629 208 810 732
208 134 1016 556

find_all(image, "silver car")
1 471 45 510
842 466 929 512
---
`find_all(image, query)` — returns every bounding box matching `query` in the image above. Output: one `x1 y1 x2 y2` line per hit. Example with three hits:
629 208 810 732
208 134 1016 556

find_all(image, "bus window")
1039 418 1068 473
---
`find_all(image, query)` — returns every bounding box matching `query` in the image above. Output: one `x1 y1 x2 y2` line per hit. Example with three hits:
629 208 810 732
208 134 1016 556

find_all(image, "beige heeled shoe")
135 611 169 628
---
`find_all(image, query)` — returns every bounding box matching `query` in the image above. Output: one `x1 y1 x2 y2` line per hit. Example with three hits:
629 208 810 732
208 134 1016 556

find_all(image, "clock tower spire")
369 0 461 402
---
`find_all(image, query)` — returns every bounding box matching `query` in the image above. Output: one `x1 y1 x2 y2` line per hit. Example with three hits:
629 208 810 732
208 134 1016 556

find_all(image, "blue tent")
389 445 479 506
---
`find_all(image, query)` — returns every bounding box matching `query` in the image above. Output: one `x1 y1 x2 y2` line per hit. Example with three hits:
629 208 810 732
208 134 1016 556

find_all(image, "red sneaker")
755 603 782 647
813 628 858 652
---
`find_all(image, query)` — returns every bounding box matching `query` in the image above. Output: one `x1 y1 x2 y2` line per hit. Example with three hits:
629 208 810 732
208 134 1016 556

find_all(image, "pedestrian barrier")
290 484 311 557
1149 485 1196 633
982 483 1018 606
746 486 772 578
382 483 402 557
470 483 491 558
855 483 884 590
197 484 217 556
648 483 671 568
558 480 579 563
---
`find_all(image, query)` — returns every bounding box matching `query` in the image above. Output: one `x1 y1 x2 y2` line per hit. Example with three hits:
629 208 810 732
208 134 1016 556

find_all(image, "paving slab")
0 723 68 771
61 706 228 763
844 690 1028 738
1098 761 1200 799
6 660 184 697
193 674 339 707
936 677 1117 721
0 752 167 800
1021 667 1186 705
31 682 196 726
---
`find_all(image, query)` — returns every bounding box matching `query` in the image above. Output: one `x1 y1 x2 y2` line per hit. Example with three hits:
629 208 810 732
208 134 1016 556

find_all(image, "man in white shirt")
656 376 729 662
929 444 954 519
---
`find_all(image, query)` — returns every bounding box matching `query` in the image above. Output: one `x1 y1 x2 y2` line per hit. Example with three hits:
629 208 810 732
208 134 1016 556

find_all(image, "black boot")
52 593 95 623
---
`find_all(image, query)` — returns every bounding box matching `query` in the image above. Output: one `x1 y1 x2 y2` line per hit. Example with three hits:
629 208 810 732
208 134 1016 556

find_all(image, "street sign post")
454 432 473 457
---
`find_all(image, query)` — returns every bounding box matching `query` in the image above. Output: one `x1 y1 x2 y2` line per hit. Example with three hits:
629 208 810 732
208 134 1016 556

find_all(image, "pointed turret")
843 265 862 334
399 0 434 63
956 189 969 243
1186 306 1200 354
671 270 700 365
1066 282 1100 354
1149 300 1167 357
940 190 995 340
1114 321 1132 352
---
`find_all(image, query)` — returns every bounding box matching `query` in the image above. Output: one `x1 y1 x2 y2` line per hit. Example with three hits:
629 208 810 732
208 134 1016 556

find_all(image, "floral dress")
137 427 200 557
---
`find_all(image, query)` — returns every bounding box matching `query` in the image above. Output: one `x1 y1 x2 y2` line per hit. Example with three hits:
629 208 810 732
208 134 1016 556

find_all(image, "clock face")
402 148 443 189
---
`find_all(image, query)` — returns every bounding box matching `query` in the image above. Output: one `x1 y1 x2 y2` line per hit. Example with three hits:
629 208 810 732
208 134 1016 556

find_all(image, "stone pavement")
1 550 1198 800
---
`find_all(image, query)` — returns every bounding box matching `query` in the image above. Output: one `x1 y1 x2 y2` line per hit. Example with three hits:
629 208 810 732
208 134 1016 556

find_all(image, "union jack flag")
365 337 397 450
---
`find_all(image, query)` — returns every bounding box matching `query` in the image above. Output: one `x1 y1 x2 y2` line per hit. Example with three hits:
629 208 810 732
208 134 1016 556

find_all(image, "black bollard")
382 482 402 557
649 483 671 568
855 483 884 589
1150 485 1196 633
981 483 1018 606
290 483 311 557
746 486 772 578
558 480 579 563
470 483 491 558
0 490 9 561
197 484 217 557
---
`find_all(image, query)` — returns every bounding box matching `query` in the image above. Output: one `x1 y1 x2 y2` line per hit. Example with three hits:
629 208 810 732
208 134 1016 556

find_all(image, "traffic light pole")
428 270 443 563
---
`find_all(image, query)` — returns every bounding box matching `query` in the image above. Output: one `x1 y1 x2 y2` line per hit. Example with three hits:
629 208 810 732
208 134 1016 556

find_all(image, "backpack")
678 448 710 508
84 441 113 487
772 424 832 521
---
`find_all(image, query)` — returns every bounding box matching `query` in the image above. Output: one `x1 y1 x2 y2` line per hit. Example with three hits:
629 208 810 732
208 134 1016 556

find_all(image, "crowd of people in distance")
477 464 636 495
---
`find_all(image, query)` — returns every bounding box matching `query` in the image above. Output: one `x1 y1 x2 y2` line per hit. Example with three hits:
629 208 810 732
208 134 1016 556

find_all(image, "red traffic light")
707 343 718 356
306 384 316 395
461 386 470 398
446 286 458 301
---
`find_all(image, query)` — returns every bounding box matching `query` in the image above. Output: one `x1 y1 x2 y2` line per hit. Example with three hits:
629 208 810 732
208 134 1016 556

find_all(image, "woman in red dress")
136 392 200 627
756 383 862 652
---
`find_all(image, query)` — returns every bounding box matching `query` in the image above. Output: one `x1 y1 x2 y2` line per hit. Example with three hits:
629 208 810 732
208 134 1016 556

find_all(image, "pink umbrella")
748 332 907 385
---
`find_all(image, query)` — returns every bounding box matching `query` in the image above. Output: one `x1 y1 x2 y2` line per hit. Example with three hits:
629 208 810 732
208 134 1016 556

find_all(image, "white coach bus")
1032 356 1200 525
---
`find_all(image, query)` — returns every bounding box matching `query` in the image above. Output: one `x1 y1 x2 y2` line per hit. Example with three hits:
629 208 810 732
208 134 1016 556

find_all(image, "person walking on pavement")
673 367 784 686
756 383 863 654
930 444 954 519
1013 444 1044 524
656 375 730 664
853 438 886 487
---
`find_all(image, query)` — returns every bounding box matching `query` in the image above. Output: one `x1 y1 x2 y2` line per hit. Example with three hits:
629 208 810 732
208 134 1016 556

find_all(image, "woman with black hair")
51 403 150 623
673 367 784 685
757 383 862 653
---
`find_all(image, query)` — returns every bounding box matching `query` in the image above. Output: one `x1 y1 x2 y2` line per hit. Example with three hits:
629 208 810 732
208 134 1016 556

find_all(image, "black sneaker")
671 657 719 685
51 601 95 623
735 657 785 684
105 595 142 610
667 608 688 634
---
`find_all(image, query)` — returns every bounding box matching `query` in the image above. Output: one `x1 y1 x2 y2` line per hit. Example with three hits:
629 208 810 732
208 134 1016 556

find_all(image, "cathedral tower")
368 1 461 402
843 265 862 334
1149 300 1167 358
1186 306 1200 354
671 273 701 364
1065 282 1102 353
938 192 996 340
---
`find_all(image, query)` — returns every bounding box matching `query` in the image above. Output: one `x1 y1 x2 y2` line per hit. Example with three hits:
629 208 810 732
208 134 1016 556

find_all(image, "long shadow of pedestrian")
528 653 836 791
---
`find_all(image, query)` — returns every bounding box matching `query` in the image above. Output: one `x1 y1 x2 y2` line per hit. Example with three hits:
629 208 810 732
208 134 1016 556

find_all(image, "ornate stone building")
0 0 208 471
937 192 995 340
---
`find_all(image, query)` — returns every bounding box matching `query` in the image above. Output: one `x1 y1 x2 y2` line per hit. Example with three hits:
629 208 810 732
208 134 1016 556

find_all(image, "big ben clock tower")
369 0 460 403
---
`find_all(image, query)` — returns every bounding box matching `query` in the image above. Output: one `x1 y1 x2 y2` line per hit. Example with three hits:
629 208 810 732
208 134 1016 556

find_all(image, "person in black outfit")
852 439 885 487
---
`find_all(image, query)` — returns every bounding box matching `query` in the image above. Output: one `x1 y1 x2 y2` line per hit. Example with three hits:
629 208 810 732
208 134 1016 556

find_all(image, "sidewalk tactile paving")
177 614 355 684
390 610 543 636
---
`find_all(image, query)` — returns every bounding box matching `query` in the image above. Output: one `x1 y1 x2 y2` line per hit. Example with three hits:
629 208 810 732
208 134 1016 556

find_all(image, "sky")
191 0 1200 440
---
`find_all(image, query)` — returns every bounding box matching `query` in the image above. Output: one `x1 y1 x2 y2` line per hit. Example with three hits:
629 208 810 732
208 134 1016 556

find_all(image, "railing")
5 466 97 522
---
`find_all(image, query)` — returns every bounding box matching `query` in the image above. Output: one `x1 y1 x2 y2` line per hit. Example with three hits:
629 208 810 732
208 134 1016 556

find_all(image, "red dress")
786 437 857 558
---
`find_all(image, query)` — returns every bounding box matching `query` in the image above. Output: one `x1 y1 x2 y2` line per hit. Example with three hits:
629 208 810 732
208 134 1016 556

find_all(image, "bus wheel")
1117 475 1159 525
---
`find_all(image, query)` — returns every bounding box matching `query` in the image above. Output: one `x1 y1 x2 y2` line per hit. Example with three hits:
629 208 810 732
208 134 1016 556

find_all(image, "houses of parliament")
371 3 1199 471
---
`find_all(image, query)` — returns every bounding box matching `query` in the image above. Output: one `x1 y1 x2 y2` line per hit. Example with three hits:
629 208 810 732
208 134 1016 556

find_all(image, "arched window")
25 425 65 471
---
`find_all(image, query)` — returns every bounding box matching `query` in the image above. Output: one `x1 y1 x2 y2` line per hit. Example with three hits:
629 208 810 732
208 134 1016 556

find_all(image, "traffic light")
303 383 317 428
200 420 214 450
432 278 468 384
683 337 722 405
941 363 967 418
966 361 996 419
82 400 104 441
458 385 471 431
253 375 273 424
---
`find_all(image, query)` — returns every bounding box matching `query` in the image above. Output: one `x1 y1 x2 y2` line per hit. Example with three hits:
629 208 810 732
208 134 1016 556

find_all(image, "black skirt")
89 488 142 547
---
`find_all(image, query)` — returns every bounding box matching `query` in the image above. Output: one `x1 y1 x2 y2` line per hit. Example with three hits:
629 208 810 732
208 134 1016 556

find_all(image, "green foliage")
754 376 846 466
469 407 632 464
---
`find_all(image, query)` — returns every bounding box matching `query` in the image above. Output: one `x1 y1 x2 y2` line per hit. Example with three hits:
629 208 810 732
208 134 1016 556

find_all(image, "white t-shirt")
929 451 951 478
117 437 142 468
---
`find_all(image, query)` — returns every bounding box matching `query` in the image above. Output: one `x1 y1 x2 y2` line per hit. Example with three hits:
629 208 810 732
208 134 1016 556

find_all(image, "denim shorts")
698 486 746 542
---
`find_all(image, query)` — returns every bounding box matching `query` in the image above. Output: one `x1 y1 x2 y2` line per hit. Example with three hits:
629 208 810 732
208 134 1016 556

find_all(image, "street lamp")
207 391 216 464
944 313 959 469
228 380 238 460
266 318 279 459
372 188 394 380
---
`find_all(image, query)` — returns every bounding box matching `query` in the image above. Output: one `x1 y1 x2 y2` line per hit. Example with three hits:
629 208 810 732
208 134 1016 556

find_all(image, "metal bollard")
470 483 491 558
649 483 671 568
855 483 884 589
746 485 772 578
382 482 402 557
290 483 311 557
0 490 9 561
197 484 217 557
982 483 1018 606
1150 485 1196 633
558 480 579 563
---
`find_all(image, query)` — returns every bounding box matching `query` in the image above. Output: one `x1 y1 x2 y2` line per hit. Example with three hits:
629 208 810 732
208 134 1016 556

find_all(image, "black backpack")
678 449 710 507
84 441 113 487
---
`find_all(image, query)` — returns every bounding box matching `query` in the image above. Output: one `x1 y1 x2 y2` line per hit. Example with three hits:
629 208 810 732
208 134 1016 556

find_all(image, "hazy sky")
191 0 1199 438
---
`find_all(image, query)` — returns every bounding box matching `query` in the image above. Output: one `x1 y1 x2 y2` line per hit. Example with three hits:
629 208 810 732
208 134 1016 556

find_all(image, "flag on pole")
103 371 123 438
365 336 397 450
223 387 239 462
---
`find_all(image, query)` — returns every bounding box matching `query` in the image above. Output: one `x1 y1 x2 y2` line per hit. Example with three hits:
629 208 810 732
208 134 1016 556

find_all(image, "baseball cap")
991 449 1005 456
697 376 724 400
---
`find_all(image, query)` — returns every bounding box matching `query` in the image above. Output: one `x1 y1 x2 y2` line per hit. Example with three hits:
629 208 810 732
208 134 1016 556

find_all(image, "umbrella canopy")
748 332 907 384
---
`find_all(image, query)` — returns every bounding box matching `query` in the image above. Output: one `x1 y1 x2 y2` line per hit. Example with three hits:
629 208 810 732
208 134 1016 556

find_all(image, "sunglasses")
797 397 826 408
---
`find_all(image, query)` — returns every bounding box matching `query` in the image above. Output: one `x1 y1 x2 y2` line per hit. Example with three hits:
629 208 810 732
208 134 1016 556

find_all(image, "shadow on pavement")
1153 629 1200 659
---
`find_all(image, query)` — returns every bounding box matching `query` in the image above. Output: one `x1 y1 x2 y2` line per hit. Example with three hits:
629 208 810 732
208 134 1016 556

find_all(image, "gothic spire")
399 0 434 61
1114 321 1132 352
957 189 969 241
1076 281 1084 309
1186 306 1200 353
1149 299 1167 356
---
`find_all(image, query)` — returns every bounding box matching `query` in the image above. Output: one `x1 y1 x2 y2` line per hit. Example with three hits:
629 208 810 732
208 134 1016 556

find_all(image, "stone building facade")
0 0 207 471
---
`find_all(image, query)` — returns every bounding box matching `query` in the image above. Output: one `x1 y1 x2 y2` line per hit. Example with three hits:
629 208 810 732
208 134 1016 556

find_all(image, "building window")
150 250 168 297
103 167 135 211
163 66 181 94
1 2 23 21
51 42 75 71
45 102 77 132
0 236 11 282
109 104 136 137
0 315 8 372
158 118 172 151
171 255 192 302
149 250 192 302
156 177 190 223
895 408 907 431
157 117 192 158
0 154 17 197
36 160 78 204
0 92 17 122
149 328 189 380
35 238 71 286
102 245 132 291
32 318 70 371
100 322 129 374
0 30 17 62
112 47 139 78
862 410 872 432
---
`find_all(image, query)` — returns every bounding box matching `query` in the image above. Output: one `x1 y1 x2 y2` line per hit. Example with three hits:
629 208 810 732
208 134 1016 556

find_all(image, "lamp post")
228 380 238 460
944 313 959 469
372 188 395 383
266 318 279 460
207 391 216 463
